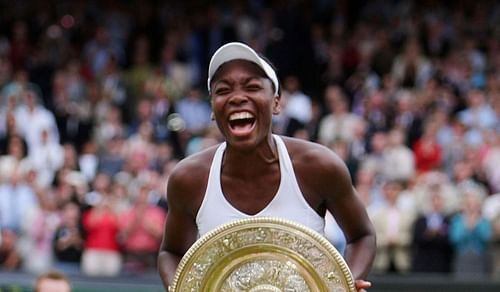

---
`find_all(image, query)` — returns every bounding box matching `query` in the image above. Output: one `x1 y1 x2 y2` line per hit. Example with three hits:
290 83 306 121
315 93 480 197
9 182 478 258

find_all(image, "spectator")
100 56 128 115
83 172 112 208
0 229 21 270
382 127 416 183
391 37 433 89
81 195 122 277
436 110 467 176
53 201 84 275
118 184 166 273
363 90 392 135
93 104 126 150
360 131 388 184
127 99 153 136
458 89 497 144
354 168 383 215
175 86 212 138
52 65 93 148
27 128 64 188
123 122 156 175
411 189 453 273
158 42 193 98
149 142 174 174
318 85 363 146
372 180 415 274
413 120 442 174
33 270 71 292
97 136 126 176
0 165 38 234
1 69 34 108
14 89 59 155
391 90 422 148
124 35 154 105
20 191 60 274
78 142 98 183
449 187 492 276
450 159 489 209
0 134 28 183
280 75 313 129
0 109 26 155
83 25 124 79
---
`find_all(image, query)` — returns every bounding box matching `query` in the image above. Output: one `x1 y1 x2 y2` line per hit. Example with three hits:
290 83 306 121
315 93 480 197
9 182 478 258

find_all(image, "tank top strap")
273 134 302 194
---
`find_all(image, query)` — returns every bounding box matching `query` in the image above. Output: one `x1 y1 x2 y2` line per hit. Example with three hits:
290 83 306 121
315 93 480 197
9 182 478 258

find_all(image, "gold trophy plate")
170 217 356 292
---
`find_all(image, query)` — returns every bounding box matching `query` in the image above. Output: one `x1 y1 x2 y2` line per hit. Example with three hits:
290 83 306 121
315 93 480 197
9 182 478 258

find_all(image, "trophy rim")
170 216 356 292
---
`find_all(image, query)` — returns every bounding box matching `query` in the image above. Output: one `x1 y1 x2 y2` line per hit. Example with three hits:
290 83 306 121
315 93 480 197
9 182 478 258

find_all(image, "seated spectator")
360 131 388 184
185 124 223 156
14 89 60 155
281 75 313 126
0 165 38 234
20 191 60 274
371 180 415 273
318 85 362 145
78 141 98 183
391 37 433 89
97 135 126 177
0 229 21 270
412 120 442 174
175 86 212 138
411 188 453 273
33 270 71 292
53 201 84 275
0 133 28 184
383 127 416 184
27 128 64 188
118 184 166 273
457 89 497 145
0 110 26 156
449 187 492 276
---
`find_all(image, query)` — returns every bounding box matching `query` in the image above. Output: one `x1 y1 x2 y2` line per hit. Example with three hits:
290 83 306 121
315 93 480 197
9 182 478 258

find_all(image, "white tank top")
196 135 325 237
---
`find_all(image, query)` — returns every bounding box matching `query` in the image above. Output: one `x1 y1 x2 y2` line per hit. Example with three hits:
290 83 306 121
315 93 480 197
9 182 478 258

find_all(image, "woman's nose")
228 90 249 105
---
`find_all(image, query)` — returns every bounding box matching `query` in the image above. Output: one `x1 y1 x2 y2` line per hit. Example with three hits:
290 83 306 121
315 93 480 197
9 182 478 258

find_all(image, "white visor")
207 42 279 96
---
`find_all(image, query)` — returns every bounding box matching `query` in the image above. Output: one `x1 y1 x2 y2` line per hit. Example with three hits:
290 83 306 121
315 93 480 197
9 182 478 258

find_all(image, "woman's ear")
272 95 281 115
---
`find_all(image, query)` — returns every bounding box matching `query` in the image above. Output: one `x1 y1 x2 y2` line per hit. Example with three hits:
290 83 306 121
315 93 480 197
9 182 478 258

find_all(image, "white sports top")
196 135 325 237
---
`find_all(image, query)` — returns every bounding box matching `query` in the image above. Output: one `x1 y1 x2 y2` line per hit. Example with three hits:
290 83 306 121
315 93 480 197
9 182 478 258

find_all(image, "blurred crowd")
0 0 499 280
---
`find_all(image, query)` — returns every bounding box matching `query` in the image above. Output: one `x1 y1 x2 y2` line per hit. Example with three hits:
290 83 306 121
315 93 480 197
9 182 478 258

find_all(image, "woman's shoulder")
280 136 345 170
166 144 221 212
169 144 220 185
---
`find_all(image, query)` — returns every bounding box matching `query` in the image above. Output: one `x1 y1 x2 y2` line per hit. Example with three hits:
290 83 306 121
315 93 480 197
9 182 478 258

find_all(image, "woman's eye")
246 85 261 91
215 88 230 95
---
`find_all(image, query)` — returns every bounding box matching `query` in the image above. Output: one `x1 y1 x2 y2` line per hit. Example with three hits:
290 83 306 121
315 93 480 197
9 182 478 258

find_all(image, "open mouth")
228 111 256 136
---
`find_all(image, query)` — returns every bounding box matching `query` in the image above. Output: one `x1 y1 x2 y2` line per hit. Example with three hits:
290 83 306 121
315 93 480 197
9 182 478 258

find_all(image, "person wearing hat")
158 42 376 291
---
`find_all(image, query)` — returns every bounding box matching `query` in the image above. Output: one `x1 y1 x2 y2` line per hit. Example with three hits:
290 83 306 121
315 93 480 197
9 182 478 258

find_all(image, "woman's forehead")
211 60 267 83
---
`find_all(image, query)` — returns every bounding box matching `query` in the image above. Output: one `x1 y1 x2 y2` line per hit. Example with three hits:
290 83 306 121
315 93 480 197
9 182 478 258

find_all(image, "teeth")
229 112 254 121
